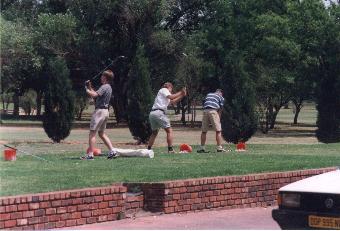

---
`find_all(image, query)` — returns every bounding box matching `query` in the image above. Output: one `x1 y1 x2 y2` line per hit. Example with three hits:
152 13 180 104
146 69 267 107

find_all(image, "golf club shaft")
3 144 51 162
90 55 126 81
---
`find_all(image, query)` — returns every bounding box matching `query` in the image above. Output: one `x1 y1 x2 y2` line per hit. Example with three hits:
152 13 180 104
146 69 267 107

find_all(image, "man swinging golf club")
147 82 186 153
81 70 117 160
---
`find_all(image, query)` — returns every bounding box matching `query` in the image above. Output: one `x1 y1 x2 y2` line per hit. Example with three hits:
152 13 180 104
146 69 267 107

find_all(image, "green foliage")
126 44 153 143
35 13 77 56
316 3 340 143
19 90 37 115
221 53 258 144
43 58 75 143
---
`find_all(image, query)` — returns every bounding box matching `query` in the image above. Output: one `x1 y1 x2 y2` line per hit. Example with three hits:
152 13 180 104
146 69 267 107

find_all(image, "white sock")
87 152 94 157
201 145 205 150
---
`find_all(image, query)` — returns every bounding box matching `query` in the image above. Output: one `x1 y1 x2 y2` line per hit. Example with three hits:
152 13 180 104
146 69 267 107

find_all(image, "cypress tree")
126 44 153 144
221 53 258 144
315 61 340 143
315 12 340 143
43 57 75 143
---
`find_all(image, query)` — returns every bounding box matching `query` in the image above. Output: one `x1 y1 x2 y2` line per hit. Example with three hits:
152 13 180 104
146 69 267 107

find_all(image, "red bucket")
4 149 16 161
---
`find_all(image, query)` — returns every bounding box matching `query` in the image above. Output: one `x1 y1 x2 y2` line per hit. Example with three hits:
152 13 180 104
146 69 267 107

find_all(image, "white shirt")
152 88 171 111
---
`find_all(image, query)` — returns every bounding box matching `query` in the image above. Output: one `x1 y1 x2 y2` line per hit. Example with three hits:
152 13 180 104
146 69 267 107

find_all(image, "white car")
272 169 340 229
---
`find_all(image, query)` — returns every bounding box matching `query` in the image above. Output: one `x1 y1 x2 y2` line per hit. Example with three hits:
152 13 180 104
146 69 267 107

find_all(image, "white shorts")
149 110 171 131
90 109 109 132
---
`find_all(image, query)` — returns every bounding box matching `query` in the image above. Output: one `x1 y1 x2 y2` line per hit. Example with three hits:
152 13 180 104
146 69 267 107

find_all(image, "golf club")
89 55 127 82
2 144 51 162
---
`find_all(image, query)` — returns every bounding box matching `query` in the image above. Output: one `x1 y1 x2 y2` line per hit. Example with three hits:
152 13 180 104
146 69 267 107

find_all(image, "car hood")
279 169 340 194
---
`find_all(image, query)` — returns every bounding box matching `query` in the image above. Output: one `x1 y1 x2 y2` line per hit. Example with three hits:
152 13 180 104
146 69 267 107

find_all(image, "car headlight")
279 193 301 208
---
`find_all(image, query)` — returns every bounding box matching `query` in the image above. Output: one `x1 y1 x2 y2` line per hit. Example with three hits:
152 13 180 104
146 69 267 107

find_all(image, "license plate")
309 215 340 229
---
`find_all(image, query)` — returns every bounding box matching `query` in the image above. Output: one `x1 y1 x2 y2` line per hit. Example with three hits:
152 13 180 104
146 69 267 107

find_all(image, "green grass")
1 143 339 197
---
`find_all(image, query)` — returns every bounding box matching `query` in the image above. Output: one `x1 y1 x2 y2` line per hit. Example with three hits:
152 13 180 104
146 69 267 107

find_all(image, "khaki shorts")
149 110 171 131
90 109 109 132
201 109 221 132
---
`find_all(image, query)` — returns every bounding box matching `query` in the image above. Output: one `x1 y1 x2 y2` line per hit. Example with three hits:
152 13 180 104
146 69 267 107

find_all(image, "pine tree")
315 8 340 143
126 44 153 144
315 62 340 143
43 57 75 143
221 52 258 144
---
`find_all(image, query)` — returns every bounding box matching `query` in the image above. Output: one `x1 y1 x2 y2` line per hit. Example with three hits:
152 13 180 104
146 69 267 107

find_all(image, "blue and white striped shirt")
203 93 224 110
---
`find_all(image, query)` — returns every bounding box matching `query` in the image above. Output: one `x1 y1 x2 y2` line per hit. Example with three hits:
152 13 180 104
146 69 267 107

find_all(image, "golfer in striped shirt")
197 89 228 153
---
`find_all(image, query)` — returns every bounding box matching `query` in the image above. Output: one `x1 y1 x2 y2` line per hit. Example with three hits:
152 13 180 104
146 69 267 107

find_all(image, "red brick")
107 214 117 221
77 204 90 211
59 213 70 221
87 217 97 224
29 203 39 210
34 223 45 230
76 218 86 225
17 218 28 226
9 198 16 204
102 208 113 215
66 219 77 227
22 211 34 218
6 205 17 212
81 211 91 218
4 220 16 228
83 197 94 204
39 201 51 208
98 202 108 209
92 209 101 216
17 204 29 211
109 201 117 207
39 216 48 223
72 198 82 205
34 209 45 217
0 213 10 221
28 217 39 225
0 206 5 213
71 212 81 219
46 208 56 215
10 212 22 219
89 203 99 210
56 220 66 228
104 195 113 201
52 200 62 207
67 205 77 212
57 207 67 214
45 222 56 229
48 214 61 222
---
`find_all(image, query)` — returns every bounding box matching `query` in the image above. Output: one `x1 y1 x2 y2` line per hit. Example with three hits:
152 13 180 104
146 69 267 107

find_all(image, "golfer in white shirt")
147 82 186 153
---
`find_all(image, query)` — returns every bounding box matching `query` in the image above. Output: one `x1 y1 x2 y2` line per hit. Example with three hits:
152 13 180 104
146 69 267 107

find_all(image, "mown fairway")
1 143 339 196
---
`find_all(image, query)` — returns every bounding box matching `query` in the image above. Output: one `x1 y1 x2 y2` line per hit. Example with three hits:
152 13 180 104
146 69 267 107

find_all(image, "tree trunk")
36 91 42 116
292 100 303 125
269 107 280 129
1 96 5 113
181 104 187 126
13 93 20 117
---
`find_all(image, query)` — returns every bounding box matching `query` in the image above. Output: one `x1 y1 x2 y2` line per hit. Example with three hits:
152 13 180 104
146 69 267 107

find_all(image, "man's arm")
167 91 183 100
85 81 99 98
170 87 187 104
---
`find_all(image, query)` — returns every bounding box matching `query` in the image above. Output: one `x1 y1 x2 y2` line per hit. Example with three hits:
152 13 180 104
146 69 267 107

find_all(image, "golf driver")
2 144 51 162
89 55 126 82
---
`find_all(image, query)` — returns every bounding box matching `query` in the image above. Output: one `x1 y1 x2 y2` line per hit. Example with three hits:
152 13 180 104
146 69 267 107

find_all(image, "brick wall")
0 185 126 230
139 167 336 214
0 167 336 229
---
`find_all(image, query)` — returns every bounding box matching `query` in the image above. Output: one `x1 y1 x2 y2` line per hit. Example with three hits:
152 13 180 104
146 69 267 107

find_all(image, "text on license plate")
309 215 340 229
